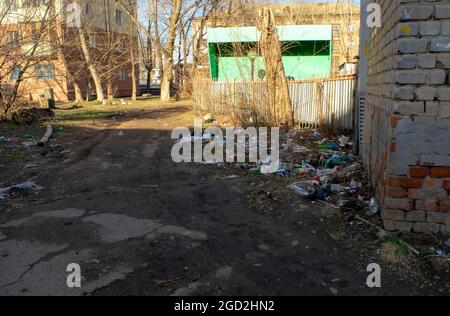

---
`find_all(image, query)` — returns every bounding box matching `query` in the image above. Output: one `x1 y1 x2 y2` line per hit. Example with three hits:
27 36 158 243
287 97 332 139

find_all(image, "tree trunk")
49 0 84 103
160 56 173 101
78 28 104 102
116 0 181 102
74 82 83 103
257 8 293 127
146 70 151 92
129 9 137 102
153 0 164 85
131 63 137 101
106 80 113 104
57 45 84 103
159 0 182 101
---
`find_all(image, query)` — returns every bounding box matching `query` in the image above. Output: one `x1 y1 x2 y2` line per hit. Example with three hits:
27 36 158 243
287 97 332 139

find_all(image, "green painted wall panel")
210 40 332 81
215 55 331 81
217 57 265 81
282 56 331 80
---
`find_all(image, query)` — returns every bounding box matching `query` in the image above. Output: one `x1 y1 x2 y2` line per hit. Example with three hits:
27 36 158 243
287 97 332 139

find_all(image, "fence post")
316 81 323 129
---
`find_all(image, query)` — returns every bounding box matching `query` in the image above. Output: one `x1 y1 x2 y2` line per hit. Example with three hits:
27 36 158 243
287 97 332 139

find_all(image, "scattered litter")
203 113 215 123
316 140 339 151
224 175 239 179
290 180 331 200
336 163 360 177
293 145 308 153
338 135 350 147
329 287 339 295
324 155 351 168
176 133 212 144
250 166 261 176
349 179 361 189
181 126 372 216
444 238 450 249
294 161 316 176
330 184 344 193
22 140 37 147
261 164 285 175
289 181 317 198
398 239 420 256
310 187 330 201
0 136 18 145
0 182 45 200
368 198 380 214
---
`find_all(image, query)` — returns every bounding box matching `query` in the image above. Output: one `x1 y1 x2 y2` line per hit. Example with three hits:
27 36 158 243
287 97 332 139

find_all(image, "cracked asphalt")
0 101 447 296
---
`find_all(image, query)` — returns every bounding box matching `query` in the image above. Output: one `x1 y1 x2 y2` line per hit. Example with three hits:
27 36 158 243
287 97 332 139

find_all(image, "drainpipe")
355 0 370 156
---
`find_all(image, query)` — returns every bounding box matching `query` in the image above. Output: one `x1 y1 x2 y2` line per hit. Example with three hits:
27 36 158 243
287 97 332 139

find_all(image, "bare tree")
152 0 164 83
73 0 105 102
129 2 138 101
48 0 84 102
139 0 154 93
257 7 292 127
116 0 214 101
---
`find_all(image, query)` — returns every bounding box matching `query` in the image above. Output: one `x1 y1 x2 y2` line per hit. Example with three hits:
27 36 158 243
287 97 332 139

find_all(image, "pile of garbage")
175 120 375 213
244 129 375 213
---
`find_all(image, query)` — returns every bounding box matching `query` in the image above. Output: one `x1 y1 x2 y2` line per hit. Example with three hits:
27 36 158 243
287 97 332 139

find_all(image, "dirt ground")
0 99 448 296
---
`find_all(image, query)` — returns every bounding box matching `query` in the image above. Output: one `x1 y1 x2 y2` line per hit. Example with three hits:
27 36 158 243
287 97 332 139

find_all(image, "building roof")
264 2 360 16
192 1 360 25
207 25 332 43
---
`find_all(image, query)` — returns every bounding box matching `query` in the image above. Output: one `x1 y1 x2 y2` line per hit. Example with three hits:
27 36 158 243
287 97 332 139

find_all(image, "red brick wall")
364 0 450 235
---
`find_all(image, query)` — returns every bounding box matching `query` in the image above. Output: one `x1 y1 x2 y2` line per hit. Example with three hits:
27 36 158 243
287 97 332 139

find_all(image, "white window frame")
115 9 123 25
118 69 126 81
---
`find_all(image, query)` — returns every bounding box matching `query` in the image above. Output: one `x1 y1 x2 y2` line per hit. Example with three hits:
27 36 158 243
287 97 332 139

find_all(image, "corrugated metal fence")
193 76 357 129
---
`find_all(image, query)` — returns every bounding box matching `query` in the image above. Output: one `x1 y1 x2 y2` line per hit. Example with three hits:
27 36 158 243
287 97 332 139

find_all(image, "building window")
31 29 39 42
10 66 21 80
116 41 124 52
6 0 17 11
8 31 20 45
115 9 123 25
89 34 96 47
36 64 55 80
22 0 43 8
85 3 91 15
118 69 126 81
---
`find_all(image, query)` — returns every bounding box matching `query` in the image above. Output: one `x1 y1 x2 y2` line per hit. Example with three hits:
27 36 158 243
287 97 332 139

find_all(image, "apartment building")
0 0 139 102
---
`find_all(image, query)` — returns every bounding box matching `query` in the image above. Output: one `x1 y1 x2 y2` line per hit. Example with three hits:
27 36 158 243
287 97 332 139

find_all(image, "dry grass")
379 237 410 265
